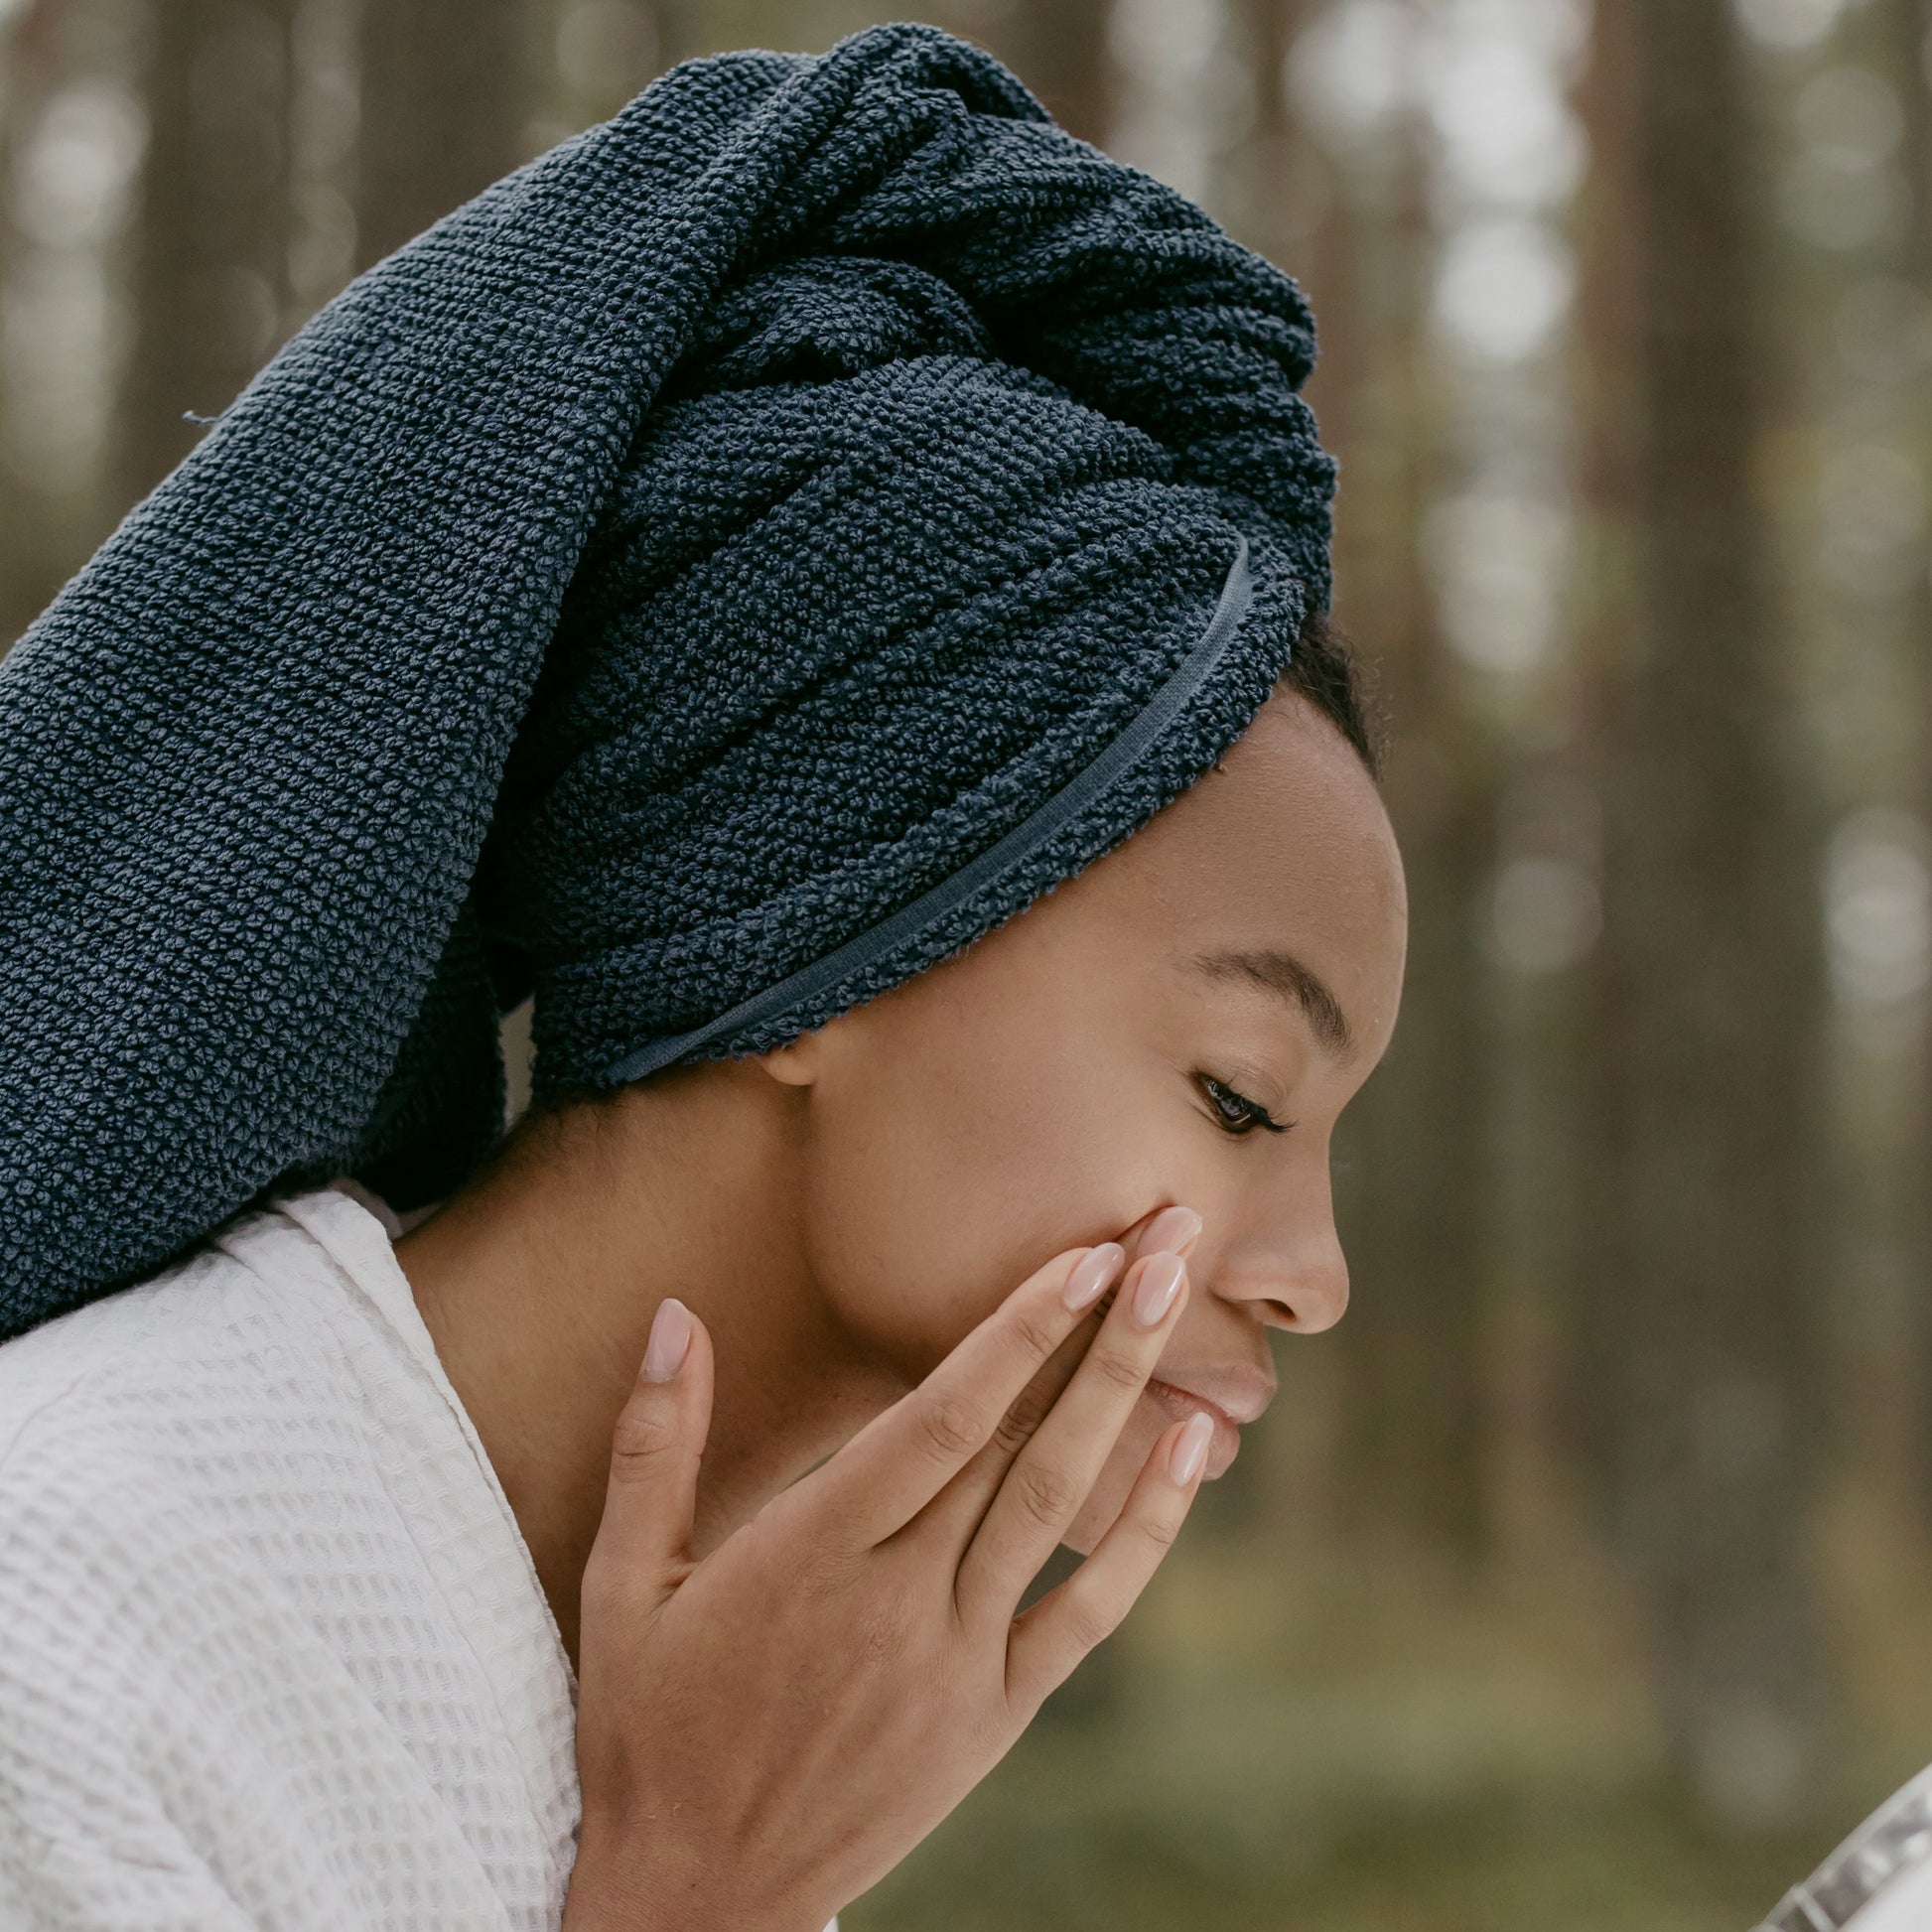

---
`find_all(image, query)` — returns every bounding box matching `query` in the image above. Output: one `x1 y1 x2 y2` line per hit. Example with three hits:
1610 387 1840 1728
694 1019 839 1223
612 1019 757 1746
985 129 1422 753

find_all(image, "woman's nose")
1277 1225 1349 1332
1212 1183 1351 1333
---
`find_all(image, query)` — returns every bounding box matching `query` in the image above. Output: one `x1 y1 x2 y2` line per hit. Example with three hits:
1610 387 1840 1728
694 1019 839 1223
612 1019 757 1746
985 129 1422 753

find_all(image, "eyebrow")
1186 947 1355 1059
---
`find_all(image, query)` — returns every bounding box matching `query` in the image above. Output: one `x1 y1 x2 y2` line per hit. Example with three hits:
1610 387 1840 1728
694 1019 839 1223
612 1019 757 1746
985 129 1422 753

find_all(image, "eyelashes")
1196 1072 1290 1138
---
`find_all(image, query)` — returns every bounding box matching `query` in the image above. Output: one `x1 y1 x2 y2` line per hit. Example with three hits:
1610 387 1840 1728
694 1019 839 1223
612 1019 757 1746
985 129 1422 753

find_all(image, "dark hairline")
1282 606 1385 781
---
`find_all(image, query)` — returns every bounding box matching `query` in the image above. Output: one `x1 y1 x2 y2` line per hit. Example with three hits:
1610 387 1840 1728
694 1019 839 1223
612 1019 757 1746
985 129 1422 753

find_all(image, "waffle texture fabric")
0 18 1335 1339
0 1179 842 1932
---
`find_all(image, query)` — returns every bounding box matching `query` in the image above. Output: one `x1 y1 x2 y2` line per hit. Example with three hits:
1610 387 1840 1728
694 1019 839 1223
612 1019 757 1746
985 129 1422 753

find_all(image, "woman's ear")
756 1031 822 1088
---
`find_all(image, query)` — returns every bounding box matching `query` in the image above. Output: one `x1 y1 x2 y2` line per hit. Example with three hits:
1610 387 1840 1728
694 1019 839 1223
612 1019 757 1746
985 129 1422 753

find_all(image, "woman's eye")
1197 1073 1289 1137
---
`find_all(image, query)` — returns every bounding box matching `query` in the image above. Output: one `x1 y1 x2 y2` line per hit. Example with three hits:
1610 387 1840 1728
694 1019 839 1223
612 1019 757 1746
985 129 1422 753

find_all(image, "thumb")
592 1297 715 1616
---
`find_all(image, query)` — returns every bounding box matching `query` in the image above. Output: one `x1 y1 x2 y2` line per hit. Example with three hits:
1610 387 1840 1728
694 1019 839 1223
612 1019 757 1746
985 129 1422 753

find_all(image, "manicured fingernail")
1142 1204 1202 1257
1169 1410 1214 1484
1063 1242 1126 1311
641 1298 693 1382
1131 1252 1185 1327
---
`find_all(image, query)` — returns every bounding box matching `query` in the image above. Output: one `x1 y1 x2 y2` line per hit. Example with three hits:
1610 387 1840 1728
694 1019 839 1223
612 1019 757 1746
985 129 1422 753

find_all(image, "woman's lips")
1143 1377 1243 1478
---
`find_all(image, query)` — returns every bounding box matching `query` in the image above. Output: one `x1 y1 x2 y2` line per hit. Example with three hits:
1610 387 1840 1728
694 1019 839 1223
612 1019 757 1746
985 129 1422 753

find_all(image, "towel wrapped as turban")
0 21 1336 1339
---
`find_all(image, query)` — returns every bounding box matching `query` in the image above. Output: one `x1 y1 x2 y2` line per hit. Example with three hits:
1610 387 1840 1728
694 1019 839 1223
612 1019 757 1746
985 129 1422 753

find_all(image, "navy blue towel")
0 21 1335 1338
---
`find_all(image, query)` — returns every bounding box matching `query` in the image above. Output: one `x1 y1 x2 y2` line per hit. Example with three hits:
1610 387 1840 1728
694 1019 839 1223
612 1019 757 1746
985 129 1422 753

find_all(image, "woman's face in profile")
763 680 1408 1551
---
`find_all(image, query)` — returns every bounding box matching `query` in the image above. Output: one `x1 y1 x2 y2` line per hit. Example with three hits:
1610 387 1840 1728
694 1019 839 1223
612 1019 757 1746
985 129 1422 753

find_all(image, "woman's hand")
559 1215 1215 1932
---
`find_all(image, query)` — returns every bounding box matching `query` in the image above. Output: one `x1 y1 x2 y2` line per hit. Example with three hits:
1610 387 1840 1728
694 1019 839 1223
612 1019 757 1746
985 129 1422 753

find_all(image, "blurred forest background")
2 0 1929 1925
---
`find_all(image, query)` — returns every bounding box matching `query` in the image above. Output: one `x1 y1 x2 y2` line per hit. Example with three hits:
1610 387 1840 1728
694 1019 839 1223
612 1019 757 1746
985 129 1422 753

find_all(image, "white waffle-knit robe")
0 1181 838 1932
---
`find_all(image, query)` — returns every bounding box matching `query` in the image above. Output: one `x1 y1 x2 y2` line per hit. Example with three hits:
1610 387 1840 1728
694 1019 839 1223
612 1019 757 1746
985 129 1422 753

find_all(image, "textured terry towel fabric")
0 19 1336 1338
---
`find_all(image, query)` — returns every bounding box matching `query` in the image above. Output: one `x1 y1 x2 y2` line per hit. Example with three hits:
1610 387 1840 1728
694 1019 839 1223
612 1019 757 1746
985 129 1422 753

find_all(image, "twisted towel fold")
0 21 1335 1339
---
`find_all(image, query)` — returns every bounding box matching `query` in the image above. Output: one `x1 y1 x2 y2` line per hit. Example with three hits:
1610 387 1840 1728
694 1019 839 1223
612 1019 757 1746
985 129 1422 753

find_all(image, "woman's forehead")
1105 695 1401 928
986 694 1406 1049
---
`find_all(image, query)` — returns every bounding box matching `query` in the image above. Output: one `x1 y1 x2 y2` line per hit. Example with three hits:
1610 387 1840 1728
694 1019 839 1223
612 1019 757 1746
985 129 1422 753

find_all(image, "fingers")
808 1242 1131 1551
1002 1408 1214 1720
581 1297 716 1621
918 1207 1203 1547
950 1247 1193 1625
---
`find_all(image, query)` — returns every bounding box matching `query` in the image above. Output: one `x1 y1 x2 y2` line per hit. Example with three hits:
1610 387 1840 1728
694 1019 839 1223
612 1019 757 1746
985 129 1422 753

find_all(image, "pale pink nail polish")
1131 1252 1185 1327
1063 1243 1125 1311
1169 1411 1213 1484
1141 1204 1202 1257
641 1298 693 1382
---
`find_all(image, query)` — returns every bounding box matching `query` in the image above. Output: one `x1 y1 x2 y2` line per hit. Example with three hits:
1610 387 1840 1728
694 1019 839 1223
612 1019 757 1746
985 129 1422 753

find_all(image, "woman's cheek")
810 1125 1164 1389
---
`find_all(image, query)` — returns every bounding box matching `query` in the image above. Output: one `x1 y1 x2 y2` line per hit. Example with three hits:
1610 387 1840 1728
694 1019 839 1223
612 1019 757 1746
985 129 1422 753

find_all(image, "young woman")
0 20 1403 1932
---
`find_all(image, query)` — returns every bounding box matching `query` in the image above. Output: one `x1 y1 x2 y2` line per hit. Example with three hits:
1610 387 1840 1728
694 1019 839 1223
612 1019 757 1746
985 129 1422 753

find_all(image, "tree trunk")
541 0 660 134
1880 0 1932 1543
114 0 299 511
949 0 1115 147
354 0 527 270
0 0 62 653
1573 0 1835 1833
4 0 148 642
1303 33 1494 1567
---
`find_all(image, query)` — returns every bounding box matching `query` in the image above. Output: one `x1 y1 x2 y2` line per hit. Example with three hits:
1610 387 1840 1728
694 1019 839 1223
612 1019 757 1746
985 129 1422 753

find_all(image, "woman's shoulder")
0 1185 583 1929
0 1181 534 1804
0 1191 388 1754
0 1183 404 1525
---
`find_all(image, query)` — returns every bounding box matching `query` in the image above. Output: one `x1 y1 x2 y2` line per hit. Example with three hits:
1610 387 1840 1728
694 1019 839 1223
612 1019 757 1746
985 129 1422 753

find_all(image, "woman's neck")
393 1073 900 1671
